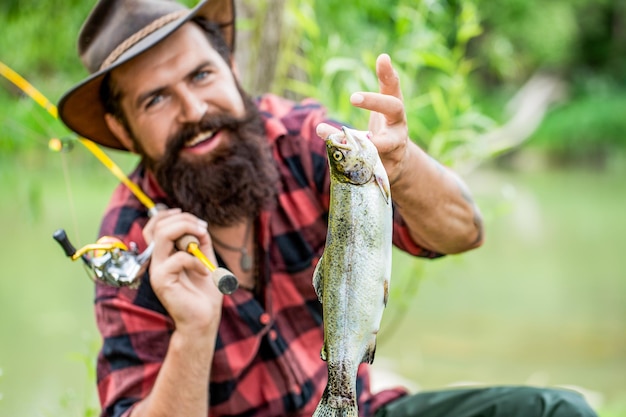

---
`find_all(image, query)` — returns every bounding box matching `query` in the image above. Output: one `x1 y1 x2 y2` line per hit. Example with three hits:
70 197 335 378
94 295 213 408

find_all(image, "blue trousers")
376 386 598 417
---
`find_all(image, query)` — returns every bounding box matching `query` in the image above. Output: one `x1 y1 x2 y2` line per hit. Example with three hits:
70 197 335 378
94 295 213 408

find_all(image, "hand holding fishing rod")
0 61 238 294
148 205 239 294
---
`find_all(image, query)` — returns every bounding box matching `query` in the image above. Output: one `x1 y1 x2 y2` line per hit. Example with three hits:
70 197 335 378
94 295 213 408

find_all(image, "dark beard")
144 94 279 227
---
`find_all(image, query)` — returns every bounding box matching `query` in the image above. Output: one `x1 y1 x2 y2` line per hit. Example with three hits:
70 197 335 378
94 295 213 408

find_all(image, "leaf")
429 86 452 126
418 52 455 75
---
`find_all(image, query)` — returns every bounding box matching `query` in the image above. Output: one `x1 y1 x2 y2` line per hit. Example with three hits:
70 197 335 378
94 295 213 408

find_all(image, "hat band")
100 9 188 70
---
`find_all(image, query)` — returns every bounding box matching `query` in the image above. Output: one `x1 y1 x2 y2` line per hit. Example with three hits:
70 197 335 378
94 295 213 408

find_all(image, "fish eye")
332 150 343 161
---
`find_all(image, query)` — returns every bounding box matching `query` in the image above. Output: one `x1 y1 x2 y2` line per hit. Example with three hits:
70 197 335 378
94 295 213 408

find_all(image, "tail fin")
313 387 358 417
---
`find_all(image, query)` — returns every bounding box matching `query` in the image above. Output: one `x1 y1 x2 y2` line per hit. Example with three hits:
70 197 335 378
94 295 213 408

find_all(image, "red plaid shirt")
94 94 441 417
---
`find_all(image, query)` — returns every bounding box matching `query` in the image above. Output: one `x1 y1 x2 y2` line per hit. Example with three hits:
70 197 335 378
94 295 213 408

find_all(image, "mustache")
166 111 252 155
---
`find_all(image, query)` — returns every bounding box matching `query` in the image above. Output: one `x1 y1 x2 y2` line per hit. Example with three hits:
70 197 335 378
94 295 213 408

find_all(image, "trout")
313 127 393 417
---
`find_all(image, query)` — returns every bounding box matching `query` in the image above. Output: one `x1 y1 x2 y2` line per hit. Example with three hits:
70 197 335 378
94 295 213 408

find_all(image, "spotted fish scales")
313 127 392 417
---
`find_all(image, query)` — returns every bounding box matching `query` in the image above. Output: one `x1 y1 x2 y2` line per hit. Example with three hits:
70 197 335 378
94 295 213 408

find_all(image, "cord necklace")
210 219 253 272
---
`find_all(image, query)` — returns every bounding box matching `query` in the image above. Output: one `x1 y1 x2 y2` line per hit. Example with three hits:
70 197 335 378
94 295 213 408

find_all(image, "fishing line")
59 151 82 245
4 118 49 146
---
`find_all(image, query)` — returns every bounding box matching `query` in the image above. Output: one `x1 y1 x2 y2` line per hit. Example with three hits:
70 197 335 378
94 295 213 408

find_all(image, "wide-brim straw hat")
58 0 235 150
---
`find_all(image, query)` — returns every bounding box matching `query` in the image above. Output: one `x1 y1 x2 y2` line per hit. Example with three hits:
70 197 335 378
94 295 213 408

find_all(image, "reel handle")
52 229 76 257
52 229 92 267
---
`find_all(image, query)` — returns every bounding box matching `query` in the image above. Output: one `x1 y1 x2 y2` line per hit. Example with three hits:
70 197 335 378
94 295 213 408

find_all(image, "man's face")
109 21 246 161
105 22 278 226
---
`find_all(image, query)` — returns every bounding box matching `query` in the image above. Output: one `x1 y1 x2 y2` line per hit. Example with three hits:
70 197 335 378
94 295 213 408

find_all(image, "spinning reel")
53 229 153 288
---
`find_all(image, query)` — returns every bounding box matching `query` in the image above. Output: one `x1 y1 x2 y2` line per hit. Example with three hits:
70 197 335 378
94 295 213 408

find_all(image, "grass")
0 152 624 416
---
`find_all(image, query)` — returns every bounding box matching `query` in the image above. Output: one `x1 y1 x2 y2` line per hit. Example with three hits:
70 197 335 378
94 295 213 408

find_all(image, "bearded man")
57 1 597 417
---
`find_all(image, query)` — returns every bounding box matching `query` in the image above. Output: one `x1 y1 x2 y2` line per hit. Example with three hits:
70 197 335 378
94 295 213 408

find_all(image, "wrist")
388 141 418 191
171 323 219 357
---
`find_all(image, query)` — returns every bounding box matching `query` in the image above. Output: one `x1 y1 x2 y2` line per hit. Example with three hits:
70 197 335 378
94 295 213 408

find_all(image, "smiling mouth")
184 129 218 148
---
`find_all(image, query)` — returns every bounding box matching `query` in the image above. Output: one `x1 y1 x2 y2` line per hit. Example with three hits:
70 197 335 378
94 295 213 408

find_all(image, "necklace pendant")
240 249 253 272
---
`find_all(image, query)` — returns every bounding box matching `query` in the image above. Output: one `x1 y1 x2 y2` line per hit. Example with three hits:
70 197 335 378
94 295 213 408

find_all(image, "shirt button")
259 313 271 325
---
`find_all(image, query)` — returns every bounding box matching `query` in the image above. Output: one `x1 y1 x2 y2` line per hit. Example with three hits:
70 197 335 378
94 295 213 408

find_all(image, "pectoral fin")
383 278 389 307
375 165 391 205
312 255 324 303
320 341 328 362
362 335 377 365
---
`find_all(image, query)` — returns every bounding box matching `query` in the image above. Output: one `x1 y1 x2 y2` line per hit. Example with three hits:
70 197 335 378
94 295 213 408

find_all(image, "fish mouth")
326 127 357 150
338 127 365 150
184 129 218 149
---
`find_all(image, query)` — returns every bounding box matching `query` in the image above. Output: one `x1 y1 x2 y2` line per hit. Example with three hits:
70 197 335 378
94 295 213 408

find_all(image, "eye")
193 69 212 83
332 150 343 161
145 94 164 109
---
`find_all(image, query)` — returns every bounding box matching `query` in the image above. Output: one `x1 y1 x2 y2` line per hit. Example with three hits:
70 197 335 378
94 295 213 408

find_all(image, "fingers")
149 211 221 301
150 211 209 264
143 207 181 243
350 92 405 126
316 122 341 139
350 54 405 126
376 53 403 100
144 210 223 333
158 250 208 280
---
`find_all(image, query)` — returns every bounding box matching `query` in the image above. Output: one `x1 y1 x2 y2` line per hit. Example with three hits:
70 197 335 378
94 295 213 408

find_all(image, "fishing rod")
0 61 238 294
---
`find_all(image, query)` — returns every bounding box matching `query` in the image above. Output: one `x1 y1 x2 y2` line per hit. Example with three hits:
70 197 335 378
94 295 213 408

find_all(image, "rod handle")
211 267 240 295
175 235 239 295
176 235 202 257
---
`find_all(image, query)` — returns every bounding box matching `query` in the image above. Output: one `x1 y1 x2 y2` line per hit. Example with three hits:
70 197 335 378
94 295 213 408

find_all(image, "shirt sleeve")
392 207 445 258
94 181 174 417
95 281 173 417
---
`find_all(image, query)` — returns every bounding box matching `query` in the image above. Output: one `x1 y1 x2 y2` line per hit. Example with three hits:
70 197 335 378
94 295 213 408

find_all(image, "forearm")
129 329 216 417
125 210 224 417
390 142 483 254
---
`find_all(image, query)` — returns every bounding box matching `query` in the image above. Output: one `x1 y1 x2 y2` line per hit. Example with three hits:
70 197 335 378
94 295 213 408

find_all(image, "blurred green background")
1 0 624 416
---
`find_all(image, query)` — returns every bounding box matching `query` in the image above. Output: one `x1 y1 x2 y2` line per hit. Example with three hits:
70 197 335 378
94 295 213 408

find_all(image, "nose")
177 88 208 123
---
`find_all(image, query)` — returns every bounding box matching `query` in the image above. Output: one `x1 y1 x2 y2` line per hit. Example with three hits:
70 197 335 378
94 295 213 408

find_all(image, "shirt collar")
256 94 289 145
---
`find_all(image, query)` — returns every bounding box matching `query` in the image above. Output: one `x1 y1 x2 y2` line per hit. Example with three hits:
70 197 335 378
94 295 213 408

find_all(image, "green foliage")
475 0 576 79
529 90 626 159
0 2 90 86
474 0 625 84
275 0 497 166
0 89 65 152
0 1 90 153
3 0 624 159
467 0 626 159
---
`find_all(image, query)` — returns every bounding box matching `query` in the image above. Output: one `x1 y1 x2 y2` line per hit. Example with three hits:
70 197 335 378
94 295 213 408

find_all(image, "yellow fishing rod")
0 61 238 294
